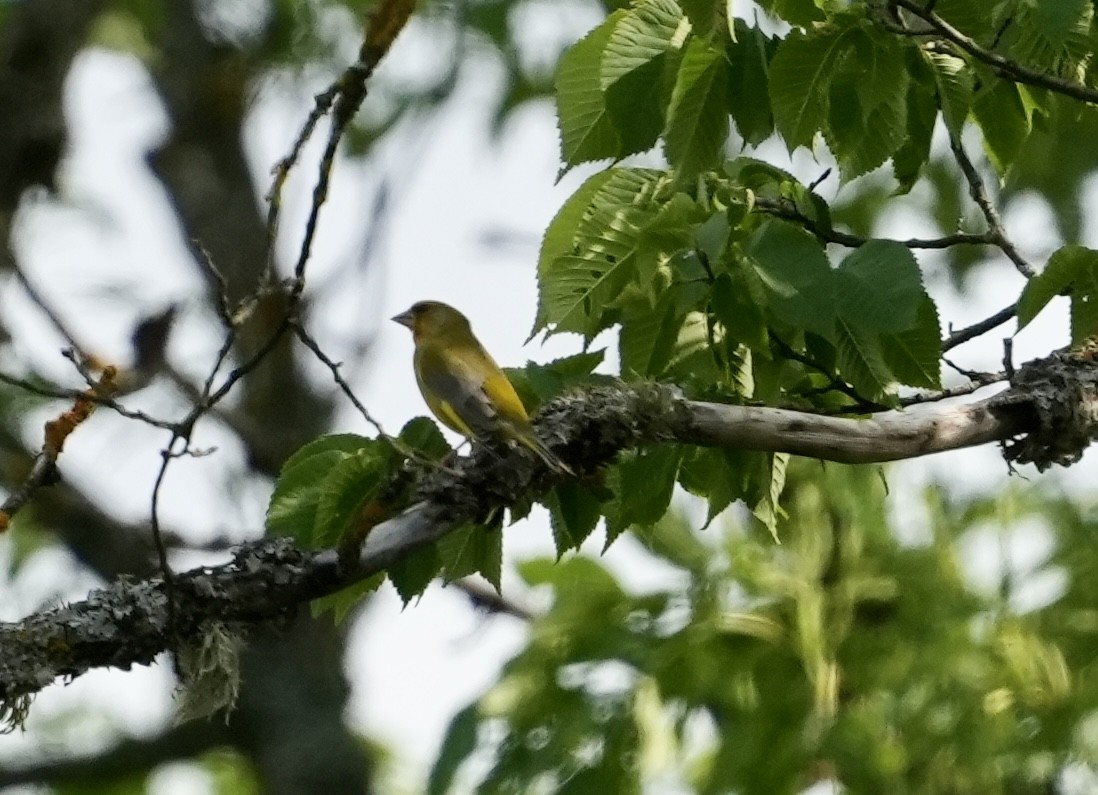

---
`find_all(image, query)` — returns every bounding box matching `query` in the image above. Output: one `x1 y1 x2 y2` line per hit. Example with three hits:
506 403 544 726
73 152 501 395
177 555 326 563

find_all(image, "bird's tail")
517 430 574 476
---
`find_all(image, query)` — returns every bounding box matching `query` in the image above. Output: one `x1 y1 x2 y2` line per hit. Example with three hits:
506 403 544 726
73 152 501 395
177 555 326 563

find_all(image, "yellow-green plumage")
393 300 572 475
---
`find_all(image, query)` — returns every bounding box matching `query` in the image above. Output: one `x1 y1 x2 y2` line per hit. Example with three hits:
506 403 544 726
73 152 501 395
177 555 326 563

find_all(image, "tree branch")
451 579 534 621
680 395 1022 462
752 196 993 250
0 721 229 788
5 353 1095 705
890 0 1098 106
942 302 1017 351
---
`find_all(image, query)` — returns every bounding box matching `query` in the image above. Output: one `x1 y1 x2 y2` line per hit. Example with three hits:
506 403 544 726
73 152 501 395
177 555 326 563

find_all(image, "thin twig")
200 332 238 401
899 376 1005 406
11 265 86 356
947 132 1035 278
753 197 992 250
451 579 533 621
291 321 385 436
149 443 180 583
194 242 235 328
0 369 178 430
264 85 340 281
942 357 997 382
942 303 1017 351
0 367 119 531
291 322 450 471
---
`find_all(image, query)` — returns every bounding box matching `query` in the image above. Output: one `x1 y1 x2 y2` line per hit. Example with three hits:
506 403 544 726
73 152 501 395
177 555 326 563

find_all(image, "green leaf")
438 525 503 590
668 250 713 315
664 311 722 384
751 452 788 542
933 0 998 40
311 574 385 623
835 241 924 333
880 295 942 389
388 544 442 605
547 481 604 553
540 169 669 339
633 512 713 572
600 0 685 90
926 50 973 137
835 318 893 401
1007 0 1092 78
266 434 372 543
510 350 607 407
678 0 725 37
746 221 835 338
518 555 625 598
635 191 704 286
892 80 937 194
726 22 777 145
1025 0 1091 47
546 227 647 339
663 38 731 179
1017 244 1092 327
277 434 372 481
607 446 684 545
555 13 623 168
533 170 615 338
1017 245 1098 343
712 270 768 353
824 32 909 179
769 26 855 151
755 0 826 27
695 210 729 264
558 712 641 794
972 80 1032 176
605 61 674 158
428 704 480 795
313 449 387 547
399 417 451 459
619 292 682 378
678 447 739 526
602 0 686 156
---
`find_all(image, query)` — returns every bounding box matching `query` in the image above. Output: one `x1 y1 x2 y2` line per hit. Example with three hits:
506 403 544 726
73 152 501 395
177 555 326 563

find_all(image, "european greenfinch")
392 300 572 475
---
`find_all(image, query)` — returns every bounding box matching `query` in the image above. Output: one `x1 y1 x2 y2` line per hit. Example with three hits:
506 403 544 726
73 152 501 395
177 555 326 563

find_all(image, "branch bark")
679 396 1025 463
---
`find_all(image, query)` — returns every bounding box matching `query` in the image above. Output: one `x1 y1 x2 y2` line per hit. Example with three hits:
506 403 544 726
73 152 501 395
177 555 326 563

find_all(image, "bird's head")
391 300 472 342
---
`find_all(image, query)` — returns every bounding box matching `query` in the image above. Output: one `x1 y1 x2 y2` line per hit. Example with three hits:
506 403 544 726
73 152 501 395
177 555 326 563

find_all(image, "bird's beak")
391 309 415 329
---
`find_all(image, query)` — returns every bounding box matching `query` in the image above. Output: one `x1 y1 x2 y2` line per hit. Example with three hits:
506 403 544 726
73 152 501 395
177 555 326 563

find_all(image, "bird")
392 300 573 475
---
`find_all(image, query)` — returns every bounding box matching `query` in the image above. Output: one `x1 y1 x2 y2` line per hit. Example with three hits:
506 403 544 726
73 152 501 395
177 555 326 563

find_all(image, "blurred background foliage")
431 463 1098 793
2 0 1098 793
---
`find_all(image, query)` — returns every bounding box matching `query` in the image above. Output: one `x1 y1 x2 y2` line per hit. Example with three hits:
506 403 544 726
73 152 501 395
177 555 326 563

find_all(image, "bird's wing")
415 345 499 439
